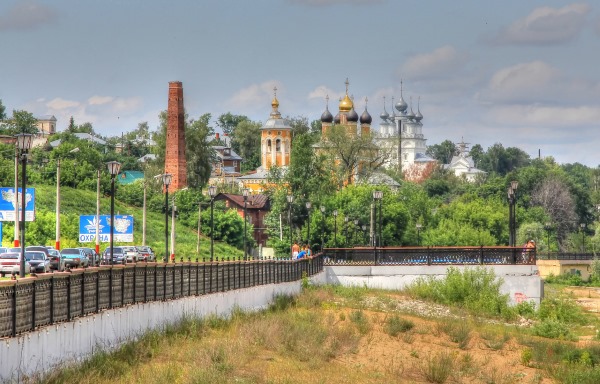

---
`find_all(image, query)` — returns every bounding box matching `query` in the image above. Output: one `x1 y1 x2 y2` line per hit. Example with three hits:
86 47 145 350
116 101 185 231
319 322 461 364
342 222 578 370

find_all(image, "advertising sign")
0 187 35 222
78 215 134 243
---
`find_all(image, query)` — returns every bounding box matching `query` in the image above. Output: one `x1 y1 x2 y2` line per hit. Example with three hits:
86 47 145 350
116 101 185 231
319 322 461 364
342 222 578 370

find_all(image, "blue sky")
1 0 599 165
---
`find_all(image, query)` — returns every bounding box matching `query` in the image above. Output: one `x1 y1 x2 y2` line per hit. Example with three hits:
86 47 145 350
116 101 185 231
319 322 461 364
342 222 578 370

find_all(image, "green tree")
231 120 261 172
0 110 39 135
216 112 248 136
426 139 457 164
0 99 6 120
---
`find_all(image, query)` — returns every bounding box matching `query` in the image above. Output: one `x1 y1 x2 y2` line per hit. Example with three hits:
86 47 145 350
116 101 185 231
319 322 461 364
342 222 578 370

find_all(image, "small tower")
261 87 292 170
164 81 187 190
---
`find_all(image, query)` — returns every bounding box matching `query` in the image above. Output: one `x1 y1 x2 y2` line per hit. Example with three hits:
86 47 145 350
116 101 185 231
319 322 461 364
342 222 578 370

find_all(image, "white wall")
323 265 542 306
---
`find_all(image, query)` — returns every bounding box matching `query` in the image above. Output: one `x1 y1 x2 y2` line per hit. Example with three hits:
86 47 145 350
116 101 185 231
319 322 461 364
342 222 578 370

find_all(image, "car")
135 246 155 262
122 246 140 263
102 247 126 265
25 246 53 269
78 247 99 266
0 252 31 277
0 247 7 255
47 249 65 271
61 248 88 268
25 251 50 273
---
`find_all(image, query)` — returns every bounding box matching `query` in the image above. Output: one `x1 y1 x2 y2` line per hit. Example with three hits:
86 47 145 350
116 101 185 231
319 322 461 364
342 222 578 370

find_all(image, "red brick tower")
165 81 187 190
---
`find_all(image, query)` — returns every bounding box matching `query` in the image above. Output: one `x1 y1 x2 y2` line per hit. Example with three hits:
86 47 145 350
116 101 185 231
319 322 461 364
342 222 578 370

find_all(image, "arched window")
267 139 272 153
276 139 281 152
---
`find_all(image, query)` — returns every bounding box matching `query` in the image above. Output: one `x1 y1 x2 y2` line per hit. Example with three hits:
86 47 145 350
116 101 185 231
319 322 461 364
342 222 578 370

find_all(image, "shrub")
538 296 588 325
419 350 455 384
384 315 414 337
532 319 575 340
439 321 472 350
349 310 371 334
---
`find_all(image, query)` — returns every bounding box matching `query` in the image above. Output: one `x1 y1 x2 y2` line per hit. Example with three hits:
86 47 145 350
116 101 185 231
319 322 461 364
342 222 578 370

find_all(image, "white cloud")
492 3 591 45
227 80 281 110
307 85 342 101
0 1 57 31
46 98 80 110
485 104 600 127
400 45 467 80
88 96 114 105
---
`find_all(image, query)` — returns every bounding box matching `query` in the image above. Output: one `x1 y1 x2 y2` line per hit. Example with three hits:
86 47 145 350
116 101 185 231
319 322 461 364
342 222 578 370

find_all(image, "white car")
0 252 31 277
122 246 140 263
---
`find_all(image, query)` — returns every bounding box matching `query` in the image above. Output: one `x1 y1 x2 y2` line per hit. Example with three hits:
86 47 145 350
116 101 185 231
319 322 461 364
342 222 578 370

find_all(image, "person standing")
292 241 300 259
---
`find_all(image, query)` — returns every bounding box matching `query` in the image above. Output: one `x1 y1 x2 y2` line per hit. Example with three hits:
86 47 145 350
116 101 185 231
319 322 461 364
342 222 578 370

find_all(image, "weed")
270 294 296 312
521 348 533 366
349 310 371 334
480 329 511 350
418 350 455 384
384 314 415 337
301 271 309 289
402 331 415 344
439 320 472 349
531 319 575 340
410 350 419 358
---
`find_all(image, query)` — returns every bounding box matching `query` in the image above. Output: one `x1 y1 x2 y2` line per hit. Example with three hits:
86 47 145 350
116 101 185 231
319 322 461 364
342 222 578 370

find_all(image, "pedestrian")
292 241 300 259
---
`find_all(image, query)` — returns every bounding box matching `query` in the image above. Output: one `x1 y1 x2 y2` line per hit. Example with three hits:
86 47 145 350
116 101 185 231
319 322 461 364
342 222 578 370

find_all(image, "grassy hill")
1 184 243 260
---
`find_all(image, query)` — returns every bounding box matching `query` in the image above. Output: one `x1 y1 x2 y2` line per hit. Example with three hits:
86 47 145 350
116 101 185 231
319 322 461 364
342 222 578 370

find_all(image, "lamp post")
287 194 294 258
353 219 359 246
416 223 423 246
361 224 367 246
581 223 586 253
161 173 172 262
373 191 383 246
107 161 122 266
507 181 518 247
15 134 33 277
208 185 217 262
344 216 349 246
544 222 552 253
321 206 327 250
305 201 312 247
243 188 249 260
332 209 338 247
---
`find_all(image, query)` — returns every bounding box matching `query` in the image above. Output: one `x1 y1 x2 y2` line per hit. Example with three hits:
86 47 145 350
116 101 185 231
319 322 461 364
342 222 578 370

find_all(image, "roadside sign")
0 188 35 222
78 215 134 243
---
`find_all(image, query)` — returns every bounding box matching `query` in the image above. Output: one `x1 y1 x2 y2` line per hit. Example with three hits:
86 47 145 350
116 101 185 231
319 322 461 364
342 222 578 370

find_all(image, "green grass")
1 184 242 260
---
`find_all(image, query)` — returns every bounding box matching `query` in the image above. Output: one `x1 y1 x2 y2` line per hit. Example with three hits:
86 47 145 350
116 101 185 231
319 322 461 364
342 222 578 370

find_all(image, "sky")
1 0 599 166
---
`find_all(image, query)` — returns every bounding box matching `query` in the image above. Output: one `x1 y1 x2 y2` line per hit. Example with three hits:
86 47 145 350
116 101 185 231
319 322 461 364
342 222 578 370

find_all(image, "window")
276 139 281 152
267 139 272 152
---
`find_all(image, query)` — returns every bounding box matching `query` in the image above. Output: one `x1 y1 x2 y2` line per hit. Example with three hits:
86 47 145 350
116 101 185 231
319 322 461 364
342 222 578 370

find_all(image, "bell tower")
165 81 187 190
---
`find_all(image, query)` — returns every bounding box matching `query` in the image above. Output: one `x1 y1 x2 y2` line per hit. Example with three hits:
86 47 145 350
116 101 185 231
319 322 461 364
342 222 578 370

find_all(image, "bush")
384 315 414 337
405 267 512 318
532 319 575 340
544 272 585 286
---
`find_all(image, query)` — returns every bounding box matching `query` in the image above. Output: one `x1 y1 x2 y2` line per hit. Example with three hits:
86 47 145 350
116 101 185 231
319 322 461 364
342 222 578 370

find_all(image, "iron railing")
537 253 597 261
323 246 536 265
0 256 323 338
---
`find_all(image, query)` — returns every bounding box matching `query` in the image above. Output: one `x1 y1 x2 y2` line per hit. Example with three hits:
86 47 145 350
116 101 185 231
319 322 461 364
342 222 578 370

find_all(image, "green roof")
117 171 144 185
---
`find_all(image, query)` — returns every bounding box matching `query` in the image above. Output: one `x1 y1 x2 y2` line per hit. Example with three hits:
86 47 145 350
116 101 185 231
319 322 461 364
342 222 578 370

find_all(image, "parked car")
47 249 65 271
0 252 31 277
26 251 50 273
135 246 156 262
102 247 126 265
78 247 99 266
61 248 88 268
25 246 53 269
122 246 140 263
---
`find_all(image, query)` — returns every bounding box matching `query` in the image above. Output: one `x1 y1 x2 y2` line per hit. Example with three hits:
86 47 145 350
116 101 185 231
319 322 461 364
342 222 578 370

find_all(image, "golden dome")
339 94 353 112
271 96 279 109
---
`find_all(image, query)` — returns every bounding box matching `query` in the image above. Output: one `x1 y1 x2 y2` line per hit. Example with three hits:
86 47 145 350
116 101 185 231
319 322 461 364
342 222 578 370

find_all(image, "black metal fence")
537 253 597 261
0 256 323 338
323 246 537 265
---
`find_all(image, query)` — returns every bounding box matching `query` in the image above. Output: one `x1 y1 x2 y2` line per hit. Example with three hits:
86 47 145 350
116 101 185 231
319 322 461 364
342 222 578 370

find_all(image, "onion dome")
347 106 359 122
395 96 408 113
334 113 340 124
339 94 353 112
406 106 415 120
271 96 279 109
380 96 389 120
360 107 372 124
321 107 333 123
415 97 423 122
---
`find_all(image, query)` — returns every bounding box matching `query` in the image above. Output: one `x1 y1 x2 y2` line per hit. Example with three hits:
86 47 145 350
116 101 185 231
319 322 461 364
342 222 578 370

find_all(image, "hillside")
1 184 243 260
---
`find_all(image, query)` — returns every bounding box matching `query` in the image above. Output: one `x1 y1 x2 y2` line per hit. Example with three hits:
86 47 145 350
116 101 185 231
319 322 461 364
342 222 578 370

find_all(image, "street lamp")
243 188 249 260
361 224 367 245
208 185 217 262
373 191 383 247
332 209 337 248
162 173 172 262
507 181 518 247
107 161 122 266
416 223 423 246
305 201 312 247
353 219 359 246
321 206 327 250
344 216 349 246
544 222 552 253
15 133 33 277
581 223 586 253
287 194 294 258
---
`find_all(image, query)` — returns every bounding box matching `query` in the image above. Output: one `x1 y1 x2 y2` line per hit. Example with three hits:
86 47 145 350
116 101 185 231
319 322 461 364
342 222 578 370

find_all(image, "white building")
443 139 486 182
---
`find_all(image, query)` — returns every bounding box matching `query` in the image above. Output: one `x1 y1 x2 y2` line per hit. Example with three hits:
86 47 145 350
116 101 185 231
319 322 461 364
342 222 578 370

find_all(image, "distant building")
443 139 486 182
214 193 271 247
36 115 57 136
49 133 107 147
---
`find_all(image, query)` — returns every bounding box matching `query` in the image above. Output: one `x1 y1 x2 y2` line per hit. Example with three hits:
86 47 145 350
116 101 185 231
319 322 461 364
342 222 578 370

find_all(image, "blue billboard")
79 215 134 243
0 187 35 222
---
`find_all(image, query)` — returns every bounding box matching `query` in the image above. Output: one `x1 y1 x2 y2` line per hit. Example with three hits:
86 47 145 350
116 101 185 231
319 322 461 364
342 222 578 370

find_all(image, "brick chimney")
165 81 187 190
